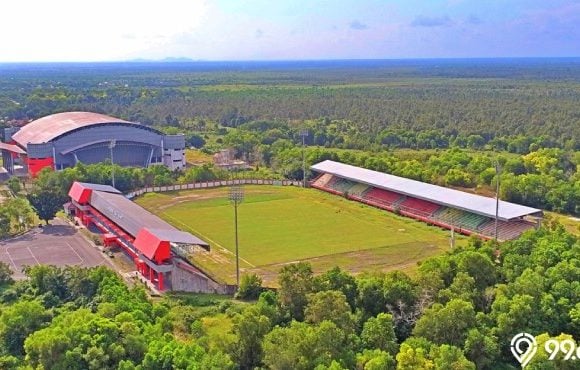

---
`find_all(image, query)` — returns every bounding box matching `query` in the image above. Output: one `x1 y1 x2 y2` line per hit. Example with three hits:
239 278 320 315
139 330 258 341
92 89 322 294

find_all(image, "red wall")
27 157 54 177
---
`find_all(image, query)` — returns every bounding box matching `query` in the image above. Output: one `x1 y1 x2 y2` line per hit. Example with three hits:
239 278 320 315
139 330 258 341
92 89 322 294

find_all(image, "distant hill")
125 57 197 63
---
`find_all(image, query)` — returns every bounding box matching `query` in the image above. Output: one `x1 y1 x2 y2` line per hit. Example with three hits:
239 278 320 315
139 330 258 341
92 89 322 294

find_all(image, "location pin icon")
510 333 538 368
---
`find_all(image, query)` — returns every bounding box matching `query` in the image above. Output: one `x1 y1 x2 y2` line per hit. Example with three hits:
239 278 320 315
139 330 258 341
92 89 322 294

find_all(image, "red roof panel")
133 228 171 263
68 182 92 204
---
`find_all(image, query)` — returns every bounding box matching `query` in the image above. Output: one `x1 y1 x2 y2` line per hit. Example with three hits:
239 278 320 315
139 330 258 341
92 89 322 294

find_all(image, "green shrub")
235 274 263 300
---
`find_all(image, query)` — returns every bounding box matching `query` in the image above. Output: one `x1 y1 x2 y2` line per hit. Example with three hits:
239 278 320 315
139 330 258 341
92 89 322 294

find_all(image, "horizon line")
1 56 580 64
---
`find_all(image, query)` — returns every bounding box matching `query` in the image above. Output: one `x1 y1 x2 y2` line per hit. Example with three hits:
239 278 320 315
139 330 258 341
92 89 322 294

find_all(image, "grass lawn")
184 149 213 165
136 185 464 285
546 211 580 236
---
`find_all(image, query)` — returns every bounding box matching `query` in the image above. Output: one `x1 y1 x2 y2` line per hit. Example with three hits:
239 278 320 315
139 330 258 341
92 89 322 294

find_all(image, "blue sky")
1 0 579 61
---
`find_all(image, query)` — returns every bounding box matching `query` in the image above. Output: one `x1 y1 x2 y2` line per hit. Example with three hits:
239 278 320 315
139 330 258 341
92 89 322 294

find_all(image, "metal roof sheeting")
76 182 122 194
147 228 208 246
311 160 542 221
0 142 26 154
89 190 207 245
12 112 133 145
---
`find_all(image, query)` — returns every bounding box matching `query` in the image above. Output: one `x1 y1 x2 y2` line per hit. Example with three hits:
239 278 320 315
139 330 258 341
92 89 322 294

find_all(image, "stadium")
57 158 545 289
0 111 186 177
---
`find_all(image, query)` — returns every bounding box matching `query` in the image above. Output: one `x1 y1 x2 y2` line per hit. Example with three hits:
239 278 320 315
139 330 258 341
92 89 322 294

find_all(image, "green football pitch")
136 185 461 285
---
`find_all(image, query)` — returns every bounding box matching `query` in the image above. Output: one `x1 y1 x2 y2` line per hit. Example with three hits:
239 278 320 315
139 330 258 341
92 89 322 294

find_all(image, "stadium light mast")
109 139 116 189
229 183 244 287
494 160 501 242
300 129 309 187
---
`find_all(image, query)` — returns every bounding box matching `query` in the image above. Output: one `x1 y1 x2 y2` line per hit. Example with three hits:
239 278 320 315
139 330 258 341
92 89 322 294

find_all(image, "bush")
235 274 263 300
0 261 14 286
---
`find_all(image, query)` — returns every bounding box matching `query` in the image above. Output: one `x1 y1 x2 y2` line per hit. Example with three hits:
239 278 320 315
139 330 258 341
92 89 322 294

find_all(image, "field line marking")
66 242 85 265
3 248 19 273
26 246 41 266
161 212 256 268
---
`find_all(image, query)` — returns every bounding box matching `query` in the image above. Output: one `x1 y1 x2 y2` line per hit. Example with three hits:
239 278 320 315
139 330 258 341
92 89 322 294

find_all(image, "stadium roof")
0 142 26 154
12 111 134 145
76 182 122 194
311 160 542 221
89 190 208 246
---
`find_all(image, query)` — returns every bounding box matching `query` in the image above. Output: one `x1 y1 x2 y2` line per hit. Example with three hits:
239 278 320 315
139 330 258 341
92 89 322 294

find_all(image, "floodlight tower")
229 183 244 287
300 129 309 187
494 160 501 242
109 139 116 188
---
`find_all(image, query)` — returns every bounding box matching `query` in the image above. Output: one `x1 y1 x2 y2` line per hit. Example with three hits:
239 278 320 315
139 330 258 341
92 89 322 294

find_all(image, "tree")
463 328 499 370
444 168 475 187
6 177 21 195
278 262 314 321
361 313 398 355
437 272 477 305
235 273 263 300
527 333 578 370
185 133 206 148
263 320 354 370
313 266 358 309
0 209 11 238
2 197 35 232
0 300 51 355
431 344 476 370
357 275 387 319
0 261 14 286
396 338 475 370
395 343 433 370
454 251 497 291
356 349 396 370
412 299 476 347
229 306 271 369
27 189 65 224
305 290 354 333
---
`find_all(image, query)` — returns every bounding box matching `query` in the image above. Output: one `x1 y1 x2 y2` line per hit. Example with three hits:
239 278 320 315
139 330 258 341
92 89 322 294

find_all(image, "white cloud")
0 0 209 61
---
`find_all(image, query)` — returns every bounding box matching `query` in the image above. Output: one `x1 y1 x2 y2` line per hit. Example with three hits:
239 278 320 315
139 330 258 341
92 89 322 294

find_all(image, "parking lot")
0 218 108 279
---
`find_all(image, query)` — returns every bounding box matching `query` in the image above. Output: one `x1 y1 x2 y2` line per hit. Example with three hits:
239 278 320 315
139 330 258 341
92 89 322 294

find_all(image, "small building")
213 149 251 170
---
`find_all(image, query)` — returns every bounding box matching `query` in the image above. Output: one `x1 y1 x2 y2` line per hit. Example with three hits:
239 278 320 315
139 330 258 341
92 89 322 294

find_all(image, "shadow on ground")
41 224 76 236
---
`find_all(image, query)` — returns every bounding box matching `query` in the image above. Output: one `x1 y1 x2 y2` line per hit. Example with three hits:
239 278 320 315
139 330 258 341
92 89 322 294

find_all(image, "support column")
158 272 164 290
149 267 154 282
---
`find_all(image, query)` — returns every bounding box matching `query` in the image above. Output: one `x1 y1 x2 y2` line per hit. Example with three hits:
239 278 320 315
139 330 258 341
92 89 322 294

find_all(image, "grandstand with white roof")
310 160 543 241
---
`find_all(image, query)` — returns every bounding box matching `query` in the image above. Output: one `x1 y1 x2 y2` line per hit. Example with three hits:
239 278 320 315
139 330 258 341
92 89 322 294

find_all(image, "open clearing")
136 185 464 285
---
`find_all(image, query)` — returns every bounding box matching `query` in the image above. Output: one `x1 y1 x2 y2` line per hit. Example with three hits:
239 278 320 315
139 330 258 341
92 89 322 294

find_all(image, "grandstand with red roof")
310 160 543 241
67 182 223 292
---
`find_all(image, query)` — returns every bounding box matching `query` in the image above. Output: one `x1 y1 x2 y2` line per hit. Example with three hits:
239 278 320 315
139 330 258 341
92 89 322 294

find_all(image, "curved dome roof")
13 111 136 145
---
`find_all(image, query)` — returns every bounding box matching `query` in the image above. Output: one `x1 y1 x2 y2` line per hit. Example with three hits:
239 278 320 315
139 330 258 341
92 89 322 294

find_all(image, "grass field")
136 185 465 285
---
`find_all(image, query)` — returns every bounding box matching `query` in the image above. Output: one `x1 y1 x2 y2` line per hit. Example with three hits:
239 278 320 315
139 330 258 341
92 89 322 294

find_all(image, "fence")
126 178 303 198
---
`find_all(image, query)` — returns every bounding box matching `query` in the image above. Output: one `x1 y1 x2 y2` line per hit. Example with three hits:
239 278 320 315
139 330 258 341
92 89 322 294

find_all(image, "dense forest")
0 60 578 216
0 224 578 369
0 60 579 147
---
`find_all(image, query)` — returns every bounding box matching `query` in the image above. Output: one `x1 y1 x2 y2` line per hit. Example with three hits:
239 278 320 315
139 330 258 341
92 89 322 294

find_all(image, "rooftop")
89 190 208 246
12 111 134 145
0 142 26 154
